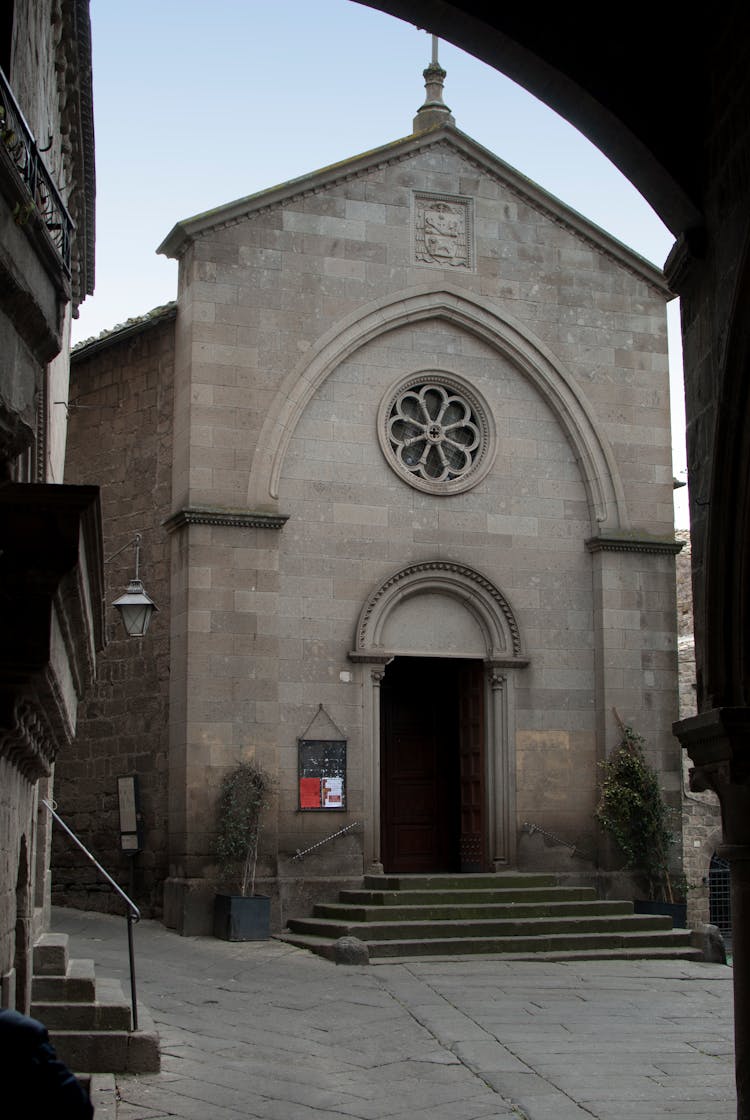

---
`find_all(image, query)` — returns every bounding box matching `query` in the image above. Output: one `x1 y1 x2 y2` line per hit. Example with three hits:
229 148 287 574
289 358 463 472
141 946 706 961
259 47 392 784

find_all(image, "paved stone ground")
53 908 735 1120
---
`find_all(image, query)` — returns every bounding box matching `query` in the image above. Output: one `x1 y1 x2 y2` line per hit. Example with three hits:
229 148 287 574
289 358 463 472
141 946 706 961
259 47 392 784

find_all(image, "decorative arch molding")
246 285 629 534
349 559 528 665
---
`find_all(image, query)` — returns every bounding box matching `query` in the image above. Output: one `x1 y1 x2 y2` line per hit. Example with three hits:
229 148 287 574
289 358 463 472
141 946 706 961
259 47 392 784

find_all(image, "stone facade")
56 307 175 916
63 95 682 935
0 0 100 1011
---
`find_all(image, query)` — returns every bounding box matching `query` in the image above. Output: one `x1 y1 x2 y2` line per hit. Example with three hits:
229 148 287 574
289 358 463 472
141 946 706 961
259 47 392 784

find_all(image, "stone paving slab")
52 908 735 1120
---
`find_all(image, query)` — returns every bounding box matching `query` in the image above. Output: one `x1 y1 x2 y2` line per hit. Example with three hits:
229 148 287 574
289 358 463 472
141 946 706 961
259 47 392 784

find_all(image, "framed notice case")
298 739 346 811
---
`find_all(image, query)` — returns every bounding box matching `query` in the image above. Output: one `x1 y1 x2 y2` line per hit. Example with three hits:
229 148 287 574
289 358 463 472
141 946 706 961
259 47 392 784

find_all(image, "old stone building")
677 530 725 931
0 0 101 1012
60 58 683 936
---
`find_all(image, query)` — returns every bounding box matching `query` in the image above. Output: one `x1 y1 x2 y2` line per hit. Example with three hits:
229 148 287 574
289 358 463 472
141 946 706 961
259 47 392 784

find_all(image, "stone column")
365 667 385 875
675 707 750 1117
487 669 514 868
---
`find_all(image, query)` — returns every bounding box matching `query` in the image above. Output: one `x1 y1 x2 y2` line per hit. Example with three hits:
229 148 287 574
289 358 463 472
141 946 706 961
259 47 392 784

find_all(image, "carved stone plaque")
414 192 473 269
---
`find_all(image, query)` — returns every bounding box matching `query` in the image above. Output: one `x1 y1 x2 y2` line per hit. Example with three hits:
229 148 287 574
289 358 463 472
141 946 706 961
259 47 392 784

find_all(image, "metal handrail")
291 821 361 862
522 820 592 861
42 800 140 1030
0 67 74 275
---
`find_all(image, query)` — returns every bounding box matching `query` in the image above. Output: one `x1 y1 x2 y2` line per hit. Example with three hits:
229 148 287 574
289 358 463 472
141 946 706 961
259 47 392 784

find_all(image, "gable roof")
157 123 670 296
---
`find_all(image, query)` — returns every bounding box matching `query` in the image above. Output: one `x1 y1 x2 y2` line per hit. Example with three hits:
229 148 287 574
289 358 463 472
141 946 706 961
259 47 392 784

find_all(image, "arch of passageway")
247 285 629 535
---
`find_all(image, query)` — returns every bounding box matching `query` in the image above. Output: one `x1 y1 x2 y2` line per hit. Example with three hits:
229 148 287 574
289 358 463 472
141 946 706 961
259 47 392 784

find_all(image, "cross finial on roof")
413 32 455 133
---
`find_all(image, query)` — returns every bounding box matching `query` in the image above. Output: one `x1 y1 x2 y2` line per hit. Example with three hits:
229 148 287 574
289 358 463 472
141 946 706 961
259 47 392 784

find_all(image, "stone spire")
412 34 455 132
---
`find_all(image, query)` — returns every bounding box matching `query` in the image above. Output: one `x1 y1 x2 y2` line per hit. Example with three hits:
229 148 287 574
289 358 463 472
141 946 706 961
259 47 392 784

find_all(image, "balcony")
0 66 74 278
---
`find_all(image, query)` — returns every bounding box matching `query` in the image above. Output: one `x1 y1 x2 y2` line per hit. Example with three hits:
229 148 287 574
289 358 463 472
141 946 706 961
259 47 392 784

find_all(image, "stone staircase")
32 931 160 1073
279 873 702 962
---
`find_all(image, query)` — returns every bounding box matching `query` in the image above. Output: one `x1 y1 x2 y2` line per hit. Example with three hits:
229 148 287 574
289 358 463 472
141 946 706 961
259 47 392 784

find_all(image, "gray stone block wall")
55 311 175 917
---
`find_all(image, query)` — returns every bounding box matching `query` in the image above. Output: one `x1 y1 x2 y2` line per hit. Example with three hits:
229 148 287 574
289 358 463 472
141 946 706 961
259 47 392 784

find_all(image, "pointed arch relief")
247 285 629 534
349 560 529 667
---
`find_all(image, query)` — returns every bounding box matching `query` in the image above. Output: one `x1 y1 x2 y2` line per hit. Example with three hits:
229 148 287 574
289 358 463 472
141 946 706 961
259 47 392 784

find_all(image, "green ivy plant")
596 715 678 902
214 761 273 897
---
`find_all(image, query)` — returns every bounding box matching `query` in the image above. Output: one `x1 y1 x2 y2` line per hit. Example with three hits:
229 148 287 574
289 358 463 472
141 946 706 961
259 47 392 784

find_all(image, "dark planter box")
633 899 688 928
213 894 271 941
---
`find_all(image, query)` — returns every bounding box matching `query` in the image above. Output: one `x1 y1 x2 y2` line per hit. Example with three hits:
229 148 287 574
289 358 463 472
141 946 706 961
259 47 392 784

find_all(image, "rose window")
378 374 496 495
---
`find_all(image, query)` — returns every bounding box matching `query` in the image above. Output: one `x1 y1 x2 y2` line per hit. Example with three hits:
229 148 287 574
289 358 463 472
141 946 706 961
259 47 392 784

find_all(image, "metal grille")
709 853 732 948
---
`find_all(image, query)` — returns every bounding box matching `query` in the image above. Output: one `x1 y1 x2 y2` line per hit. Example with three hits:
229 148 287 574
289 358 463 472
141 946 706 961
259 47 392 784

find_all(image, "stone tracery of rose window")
378 373 496 495
388 383 480 482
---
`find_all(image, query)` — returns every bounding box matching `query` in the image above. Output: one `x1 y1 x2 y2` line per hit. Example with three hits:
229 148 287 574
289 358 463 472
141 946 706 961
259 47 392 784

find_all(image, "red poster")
299 777 322 809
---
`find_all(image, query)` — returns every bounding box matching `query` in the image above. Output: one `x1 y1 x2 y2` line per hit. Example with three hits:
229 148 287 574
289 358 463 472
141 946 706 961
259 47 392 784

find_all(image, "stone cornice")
347 652 394 665
164 507 289 533
0 669 75 782
585 535 684 555
675 708 750 837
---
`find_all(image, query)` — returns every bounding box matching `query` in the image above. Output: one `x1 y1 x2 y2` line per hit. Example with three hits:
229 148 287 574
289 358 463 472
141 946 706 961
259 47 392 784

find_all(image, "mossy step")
317 900 632 922
341 887 598 906
287 913 674 941
278 929 698 960
366 930 696 958
363 873 560 891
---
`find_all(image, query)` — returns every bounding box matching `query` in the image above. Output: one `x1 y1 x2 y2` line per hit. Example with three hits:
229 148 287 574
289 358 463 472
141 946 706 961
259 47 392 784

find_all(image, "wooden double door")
380 657 485 874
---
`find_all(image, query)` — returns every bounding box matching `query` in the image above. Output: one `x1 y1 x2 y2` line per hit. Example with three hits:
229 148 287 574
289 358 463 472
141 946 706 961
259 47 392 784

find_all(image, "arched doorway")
351 560 528 873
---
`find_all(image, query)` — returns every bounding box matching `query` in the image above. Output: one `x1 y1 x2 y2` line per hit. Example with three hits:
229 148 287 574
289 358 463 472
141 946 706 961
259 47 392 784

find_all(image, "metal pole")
126 911 139 1031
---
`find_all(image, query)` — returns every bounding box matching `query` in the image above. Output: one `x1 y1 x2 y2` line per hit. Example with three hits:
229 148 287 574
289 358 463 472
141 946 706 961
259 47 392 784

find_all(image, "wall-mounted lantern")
108 533 158 637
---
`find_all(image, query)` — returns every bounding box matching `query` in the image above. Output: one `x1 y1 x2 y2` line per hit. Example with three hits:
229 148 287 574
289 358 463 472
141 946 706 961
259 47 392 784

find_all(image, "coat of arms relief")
414 193 473 269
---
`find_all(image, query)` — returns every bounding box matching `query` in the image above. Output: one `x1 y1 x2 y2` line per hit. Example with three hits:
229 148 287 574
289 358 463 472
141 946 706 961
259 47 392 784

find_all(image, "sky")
75 0 688 525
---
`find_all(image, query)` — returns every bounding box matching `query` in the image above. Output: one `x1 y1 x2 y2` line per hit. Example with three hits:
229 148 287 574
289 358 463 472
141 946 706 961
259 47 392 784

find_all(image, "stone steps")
47 1002 160 1075
314 899 634 922
279 873 702 963
31 931 160 1073
32 956 96 1002
340 886 600 906
33 977 133 1031
288 913 677 941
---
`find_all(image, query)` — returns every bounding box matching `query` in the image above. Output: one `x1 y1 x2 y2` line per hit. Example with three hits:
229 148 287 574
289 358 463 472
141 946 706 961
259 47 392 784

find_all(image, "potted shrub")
596 713 686 926
213 760 273 940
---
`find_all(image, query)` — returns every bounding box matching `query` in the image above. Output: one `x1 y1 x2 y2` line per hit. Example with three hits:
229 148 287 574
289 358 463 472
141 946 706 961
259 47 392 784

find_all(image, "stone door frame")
349 560 528 874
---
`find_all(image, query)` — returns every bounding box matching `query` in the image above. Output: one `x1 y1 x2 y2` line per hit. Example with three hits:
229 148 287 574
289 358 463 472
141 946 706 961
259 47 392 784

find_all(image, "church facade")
61 66 681 934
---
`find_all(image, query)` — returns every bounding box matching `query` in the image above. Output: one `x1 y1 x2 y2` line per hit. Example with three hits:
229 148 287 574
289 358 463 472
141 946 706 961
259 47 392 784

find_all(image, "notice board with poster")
298 739 346 811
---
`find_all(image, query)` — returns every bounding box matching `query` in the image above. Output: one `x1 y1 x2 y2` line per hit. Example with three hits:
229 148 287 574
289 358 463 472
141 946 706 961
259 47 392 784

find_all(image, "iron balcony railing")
0 66 74 276
42 800 141 1031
